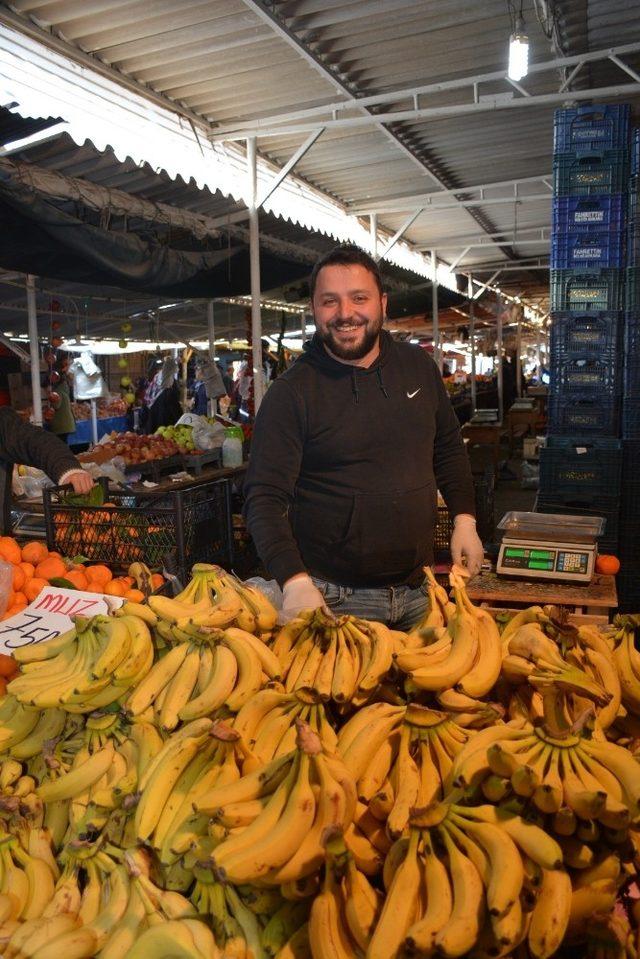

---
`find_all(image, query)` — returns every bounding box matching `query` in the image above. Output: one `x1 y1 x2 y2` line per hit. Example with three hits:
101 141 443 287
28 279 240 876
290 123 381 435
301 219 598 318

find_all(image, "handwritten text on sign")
0 587 124 654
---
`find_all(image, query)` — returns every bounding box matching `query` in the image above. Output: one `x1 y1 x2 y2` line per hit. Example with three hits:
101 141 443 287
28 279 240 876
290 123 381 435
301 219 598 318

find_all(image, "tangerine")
85 565 113 585
65 570 88 590
12 592 27 608
0 537 22 565
104 580 126 597
150 573 165 591
84 581 104 594
11 566 25 592
35 557 67 581
21 542 48 565
124 588 145 603
19 562 35 582
24 578 48 602
595 554 621 575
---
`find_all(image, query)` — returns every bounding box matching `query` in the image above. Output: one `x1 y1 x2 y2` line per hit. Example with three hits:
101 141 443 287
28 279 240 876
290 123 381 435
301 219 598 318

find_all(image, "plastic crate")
538 437 622 500
553 151 629 197
43 479 233 581
550 354 620 395
623 397 640 440
624 352 640 397
550 269 625 312
553 104 630 154
627 219 640 266
535 495 619 553
552 194 626 236
550 312 622 357
433 470 495 555
548 393 620 437
551 230 625 269
619 441 640 524
633 128 640 176
626 267 640 311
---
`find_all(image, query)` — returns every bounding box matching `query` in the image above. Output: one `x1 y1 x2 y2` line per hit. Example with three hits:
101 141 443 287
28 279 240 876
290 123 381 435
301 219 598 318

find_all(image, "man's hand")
450 513 484 577
66 470 94 495
280 573 326 623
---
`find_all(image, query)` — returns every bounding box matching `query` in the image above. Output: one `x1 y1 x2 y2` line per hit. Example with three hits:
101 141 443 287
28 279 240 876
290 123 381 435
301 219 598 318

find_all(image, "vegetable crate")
553 104 630 154
538 437 622 501
550 230 625 269
550 268 625 312
552 194 626 236
550 312 622 358
550 353 620 396
547 393 620 438
553 151 629 197
43 479 233 581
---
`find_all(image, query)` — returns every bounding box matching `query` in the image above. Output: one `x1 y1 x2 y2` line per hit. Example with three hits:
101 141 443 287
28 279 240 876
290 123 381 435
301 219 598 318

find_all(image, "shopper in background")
192 363 208 415
1 406 92 533
143 356 181 433
244 244 483 627
48 355 76 444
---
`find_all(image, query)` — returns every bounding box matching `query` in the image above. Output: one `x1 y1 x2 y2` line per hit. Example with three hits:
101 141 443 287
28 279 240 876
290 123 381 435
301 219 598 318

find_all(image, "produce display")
155 424 198 452
81 432 187 466
0 561 637 957
70 398 128 421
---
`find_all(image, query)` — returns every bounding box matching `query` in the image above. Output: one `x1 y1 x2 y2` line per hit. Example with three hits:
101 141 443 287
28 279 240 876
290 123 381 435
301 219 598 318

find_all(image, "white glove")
280 573 326 623
58 469 94 494
450 514 484 577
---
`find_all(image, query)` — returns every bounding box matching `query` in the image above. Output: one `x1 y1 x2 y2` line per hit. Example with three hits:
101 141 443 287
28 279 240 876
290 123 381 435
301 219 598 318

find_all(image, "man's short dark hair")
309 244 383 300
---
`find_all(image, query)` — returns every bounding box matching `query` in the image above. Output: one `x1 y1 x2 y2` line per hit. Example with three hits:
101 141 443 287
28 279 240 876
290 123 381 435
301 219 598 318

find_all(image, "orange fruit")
35 557 67 581
21 541 48 566
24 578 48 602
84 580 104 594
86 565 113 585
0 537 22 566
0 678 6 696
19 562 35 582
3 602 26 620
104 580 126 597
150 573 164 591
5 591 15 610
11 566 25 592
595 554 620 575
12 592 27 608
0 654 16 677
65 569 88 590
120 576 135 589
124 588 145 603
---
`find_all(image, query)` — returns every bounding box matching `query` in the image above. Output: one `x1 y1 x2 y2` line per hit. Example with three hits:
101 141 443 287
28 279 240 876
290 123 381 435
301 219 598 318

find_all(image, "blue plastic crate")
539 437 622 501
553 151 629 196
620 441 640 527
627 217 640 266
626 268 640 311
633 129 640 176
624 312 640 355
551 354 620 395
550 312 622 358
535 495 619 553
551 230 625 268
548 393 620 437
550 269 625 312
622 397 640 440
554 104 630 154
552 195 626 236
624 352 640 397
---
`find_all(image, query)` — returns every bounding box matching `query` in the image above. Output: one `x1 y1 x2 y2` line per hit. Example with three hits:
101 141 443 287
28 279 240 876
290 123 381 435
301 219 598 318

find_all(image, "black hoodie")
243 330 475 588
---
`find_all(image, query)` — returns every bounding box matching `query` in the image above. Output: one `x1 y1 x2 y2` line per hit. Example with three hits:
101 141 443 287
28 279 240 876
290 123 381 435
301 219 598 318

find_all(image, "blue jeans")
310 575 429 631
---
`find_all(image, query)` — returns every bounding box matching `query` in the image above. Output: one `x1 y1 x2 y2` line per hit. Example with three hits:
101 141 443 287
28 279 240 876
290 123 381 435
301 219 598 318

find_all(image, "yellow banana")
434 827 485 958
367 829 422 959
405 834 453 954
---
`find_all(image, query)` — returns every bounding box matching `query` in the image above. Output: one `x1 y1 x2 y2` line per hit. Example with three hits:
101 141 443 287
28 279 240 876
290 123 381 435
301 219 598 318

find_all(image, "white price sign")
0 587 124 654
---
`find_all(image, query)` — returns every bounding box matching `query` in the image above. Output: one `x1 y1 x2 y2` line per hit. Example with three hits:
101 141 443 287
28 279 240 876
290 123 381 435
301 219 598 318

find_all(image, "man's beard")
316 316 383 361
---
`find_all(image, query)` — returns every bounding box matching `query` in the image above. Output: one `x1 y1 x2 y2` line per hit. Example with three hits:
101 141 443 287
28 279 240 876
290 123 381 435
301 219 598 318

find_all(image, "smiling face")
312 263 387 366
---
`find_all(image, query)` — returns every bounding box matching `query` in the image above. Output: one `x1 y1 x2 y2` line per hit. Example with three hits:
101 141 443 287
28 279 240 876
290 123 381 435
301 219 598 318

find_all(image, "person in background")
244 244 484 627
143 357 181 433
49 355 76 444
192 363 208 416
1 406 92 533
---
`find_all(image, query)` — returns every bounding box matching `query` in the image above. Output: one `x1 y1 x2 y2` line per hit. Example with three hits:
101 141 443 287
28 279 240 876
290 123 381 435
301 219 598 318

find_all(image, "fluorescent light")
508 29 529 81
0 121 68 156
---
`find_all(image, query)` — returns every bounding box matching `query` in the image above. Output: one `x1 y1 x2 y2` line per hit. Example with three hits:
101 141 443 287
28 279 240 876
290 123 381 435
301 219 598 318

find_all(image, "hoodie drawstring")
376 367 389 398
351 368 360 404
351 367 389 404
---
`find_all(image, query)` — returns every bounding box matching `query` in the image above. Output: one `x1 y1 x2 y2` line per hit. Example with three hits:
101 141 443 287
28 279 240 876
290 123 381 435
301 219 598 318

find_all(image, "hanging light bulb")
508 16 529 81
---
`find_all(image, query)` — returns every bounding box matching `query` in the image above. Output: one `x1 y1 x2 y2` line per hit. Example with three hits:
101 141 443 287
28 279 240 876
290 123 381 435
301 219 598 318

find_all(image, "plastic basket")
43 480 233 581
626 267 640 311
553 104 630 154
434 470 495 554
633 128 640 177
551 230 625 269
550 269 625 312
619 441 640 527
553 151 629 197
535 495 619 553
550 312 622 358
548 393 620 437
623 397 640 440
538 437 622 500
552 194 626 236
550 354 620 395
627 219 640 266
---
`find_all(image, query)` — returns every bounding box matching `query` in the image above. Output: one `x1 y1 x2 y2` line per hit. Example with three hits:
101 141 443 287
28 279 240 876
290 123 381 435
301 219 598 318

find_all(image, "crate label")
567 372 601 385
568 414 598 425
575 448 588 455
574 211 605 223
572 331 600 343
575 172 608 185
573 247 603 259
574 128 604 140
0 587 124 655
569 289 604 301
558 469 595 482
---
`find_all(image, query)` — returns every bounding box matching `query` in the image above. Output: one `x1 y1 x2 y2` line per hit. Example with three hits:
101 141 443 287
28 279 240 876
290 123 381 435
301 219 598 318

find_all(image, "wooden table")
461 422 504 471
466 570 618 625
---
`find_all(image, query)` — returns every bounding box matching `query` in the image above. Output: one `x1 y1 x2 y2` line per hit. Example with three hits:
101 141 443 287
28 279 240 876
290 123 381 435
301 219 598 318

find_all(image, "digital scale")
496 511 605 584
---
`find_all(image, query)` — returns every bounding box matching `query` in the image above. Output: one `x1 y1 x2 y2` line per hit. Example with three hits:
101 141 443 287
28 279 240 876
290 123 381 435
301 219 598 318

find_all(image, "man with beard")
243 245 483 626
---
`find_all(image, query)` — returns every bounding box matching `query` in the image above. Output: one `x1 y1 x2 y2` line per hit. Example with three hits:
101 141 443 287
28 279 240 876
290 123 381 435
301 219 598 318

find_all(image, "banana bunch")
612 614 640 718
149 563 277 638
8 614 153 713
0 829 58 946
191 874 268 957
404 566 455 646
233 689 338 765
337 703 470 838
273 609 394 706
125 625 280 730
194 720 355 886
394 569 503 697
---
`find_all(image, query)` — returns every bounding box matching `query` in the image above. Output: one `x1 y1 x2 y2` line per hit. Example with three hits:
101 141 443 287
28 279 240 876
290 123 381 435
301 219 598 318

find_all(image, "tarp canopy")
0 170 310 297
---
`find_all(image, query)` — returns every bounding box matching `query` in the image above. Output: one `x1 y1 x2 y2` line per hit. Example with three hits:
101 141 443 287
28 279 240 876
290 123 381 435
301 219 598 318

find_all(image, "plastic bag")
190 417 225 452
521 461 539 489
69 351 108 400
0 561 14 617
244 577 283 611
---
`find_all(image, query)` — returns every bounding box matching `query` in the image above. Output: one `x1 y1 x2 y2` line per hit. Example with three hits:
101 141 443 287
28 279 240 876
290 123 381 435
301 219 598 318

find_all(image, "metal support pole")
370 213 378 258
516 313 522 397
468 276 477 415
26 275 43 426
537 327 543 382
207 300 217 416
431 250 441 372
247 137 264 412
90 399 99 446
496 295 504 424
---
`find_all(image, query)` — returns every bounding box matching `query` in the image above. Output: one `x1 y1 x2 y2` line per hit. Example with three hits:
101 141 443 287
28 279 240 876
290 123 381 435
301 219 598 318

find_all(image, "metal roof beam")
376 208 425 261
434 239 550 252
349 174 552 215
210 40 640 138
401 194 551 214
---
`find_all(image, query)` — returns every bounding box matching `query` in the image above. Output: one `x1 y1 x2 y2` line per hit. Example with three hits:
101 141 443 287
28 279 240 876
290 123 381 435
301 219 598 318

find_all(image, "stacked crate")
619 127 640 610
537 104 629 559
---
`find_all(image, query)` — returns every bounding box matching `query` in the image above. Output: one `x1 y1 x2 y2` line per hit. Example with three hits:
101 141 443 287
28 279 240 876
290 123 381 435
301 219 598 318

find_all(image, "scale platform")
496 511 605 584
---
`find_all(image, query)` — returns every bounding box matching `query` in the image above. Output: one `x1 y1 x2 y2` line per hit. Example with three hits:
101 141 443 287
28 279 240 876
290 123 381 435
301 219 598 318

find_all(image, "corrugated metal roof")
2 0 640 316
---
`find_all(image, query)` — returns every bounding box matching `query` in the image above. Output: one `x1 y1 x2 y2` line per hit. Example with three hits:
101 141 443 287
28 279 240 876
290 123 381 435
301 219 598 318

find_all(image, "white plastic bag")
69 351 108 400
0 561 14 617
243 577 283 611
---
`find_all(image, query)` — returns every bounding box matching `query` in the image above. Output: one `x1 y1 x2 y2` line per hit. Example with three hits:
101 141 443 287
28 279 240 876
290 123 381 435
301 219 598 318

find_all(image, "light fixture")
508 15 529 81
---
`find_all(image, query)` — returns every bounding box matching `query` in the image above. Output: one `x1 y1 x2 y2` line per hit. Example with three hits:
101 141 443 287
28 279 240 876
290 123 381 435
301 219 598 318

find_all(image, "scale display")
497 539 595 583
